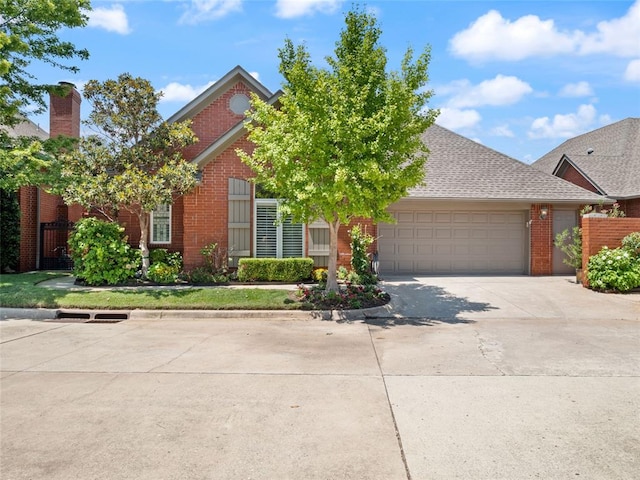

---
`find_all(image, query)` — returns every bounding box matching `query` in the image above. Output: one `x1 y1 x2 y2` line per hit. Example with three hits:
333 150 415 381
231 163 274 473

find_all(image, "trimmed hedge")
237 258 314 282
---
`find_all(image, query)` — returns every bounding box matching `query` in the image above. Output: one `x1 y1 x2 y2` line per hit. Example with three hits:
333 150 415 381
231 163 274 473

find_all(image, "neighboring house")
17 66 607 276
15 83 83 272
533 118 640 217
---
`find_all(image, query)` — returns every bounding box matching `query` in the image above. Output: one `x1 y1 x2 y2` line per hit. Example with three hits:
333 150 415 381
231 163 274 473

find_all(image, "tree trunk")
326 219 341 292
139 211 150 276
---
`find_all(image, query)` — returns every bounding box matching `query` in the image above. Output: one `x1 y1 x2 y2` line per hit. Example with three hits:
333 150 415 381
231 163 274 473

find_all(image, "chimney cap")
58 81 77 88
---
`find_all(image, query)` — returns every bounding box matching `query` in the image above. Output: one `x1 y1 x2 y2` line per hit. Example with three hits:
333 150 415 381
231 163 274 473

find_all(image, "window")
254 199 303 258
151 204 171 244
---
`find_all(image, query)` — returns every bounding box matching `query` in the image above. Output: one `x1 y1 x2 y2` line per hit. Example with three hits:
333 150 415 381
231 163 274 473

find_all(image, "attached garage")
378 202 528 275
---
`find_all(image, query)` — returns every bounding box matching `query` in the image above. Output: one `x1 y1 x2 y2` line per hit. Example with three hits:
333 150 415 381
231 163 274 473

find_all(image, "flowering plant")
587 246 640 292
296 284 390 310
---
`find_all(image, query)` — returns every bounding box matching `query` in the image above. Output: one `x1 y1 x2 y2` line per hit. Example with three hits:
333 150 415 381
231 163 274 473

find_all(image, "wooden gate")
39 220 74 270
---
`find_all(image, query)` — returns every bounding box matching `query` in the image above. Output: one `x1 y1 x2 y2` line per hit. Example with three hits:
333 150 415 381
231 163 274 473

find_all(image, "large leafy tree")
239 7 438 291
0 0 90 190
52 73 198 275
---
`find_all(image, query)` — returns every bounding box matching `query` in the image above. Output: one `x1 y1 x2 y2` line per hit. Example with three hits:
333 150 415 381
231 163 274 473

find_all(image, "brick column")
530 204 553 275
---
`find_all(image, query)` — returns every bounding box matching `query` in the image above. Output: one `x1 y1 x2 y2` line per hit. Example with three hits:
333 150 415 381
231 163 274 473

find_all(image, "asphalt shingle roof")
408 124 606 203
532 118 640 199
2 117 49 140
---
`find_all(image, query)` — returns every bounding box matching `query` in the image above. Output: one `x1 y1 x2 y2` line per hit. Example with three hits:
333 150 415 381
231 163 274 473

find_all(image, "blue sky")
28 0 640 163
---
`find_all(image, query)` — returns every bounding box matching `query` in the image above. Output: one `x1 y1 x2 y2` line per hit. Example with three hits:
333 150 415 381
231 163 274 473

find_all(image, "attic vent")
229 94 251 115
587 148 594 154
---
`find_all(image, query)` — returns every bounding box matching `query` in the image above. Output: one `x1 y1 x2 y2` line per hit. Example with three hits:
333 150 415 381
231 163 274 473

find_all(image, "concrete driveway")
1 276 639 479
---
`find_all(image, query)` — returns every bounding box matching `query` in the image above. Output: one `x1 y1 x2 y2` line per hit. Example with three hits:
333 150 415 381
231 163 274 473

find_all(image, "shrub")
181 266 229 285
337 265 349 280
201 242 232 274
554 226 582 270
313 268 328 287
149 248 183 269
587 246 640 293
0 190 20 272
146 262 179 284
349 224 375 277
622 232 640 255
237 258 314 282
68 217 140 285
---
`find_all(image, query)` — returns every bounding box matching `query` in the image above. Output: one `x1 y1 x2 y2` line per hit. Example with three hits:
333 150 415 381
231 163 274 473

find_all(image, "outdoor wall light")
539 207 549 220
194 169 203 185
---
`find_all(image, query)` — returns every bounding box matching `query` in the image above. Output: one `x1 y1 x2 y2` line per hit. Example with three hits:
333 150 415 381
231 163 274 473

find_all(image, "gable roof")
409 124 607 203
532 118 640 199
191 91 282 169
167 65 274 125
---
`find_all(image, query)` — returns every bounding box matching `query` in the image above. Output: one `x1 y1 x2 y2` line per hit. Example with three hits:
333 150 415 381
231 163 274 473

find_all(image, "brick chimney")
49 81 81 137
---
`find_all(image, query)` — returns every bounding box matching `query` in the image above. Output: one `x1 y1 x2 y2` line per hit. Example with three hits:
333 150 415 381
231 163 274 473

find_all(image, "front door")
552 209 578 274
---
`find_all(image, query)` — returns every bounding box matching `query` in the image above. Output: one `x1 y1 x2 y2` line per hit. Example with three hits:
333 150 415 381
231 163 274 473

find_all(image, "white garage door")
378 209 527 274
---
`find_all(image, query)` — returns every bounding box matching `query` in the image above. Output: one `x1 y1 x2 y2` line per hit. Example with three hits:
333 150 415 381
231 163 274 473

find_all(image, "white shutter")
282 216 303 257
256 203 277 257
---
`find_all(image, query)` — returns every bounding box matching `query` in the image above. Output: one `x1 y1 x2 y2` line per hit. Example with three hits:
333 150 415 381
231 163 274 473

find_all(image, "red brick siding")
530 204 553 275
49 85 81 138
18 187 38 271
558 164 599 193
182 82 254 160
581 216 640 285
336 219 378 269
38 190 62 223
181 136 257 270
618 198 640 218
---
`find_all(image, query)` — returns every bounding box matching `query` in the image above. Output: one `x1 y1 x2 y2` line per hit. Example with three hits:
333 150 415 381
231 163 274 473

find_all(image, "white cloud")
578 0 640 57
158 81 216 102
449 10 578 62
88 4 131 34
249 71 260 81
450 0 640 62
275 0 343 19
624 59 640 83
436 108 481 130
528 104 597 139
491 125 514 138
559 81 593 97
444 75 532 108
179 0 242 25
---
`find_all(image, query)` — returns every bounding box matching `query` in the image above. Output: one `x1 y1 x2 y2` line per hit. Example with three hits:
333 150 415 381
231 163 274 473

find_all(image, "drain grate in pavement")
51 310 129 323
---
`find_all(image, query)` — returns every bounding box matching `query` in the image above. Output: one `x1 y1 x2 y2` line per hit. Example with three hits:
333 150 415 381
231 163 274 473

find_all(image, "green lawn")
0 272 301 310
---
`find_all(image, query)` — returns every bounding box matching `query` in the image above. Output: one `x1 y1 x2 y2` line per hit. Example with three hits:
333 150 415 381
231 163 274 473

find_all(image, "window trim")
150 204 172 245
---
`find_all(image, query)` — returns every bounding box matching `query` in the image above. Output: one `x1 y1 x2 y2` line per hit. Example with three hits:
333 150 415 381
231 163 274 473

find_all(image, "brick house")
533 118 640 218
17 66 608 276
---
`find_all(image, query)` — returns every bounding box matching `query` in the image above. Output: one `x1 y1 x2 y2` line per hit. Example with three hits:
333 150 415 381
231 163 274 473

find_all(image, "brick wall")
581 215 640 285
181 136 256 270
18 187 38 271
618 198 640 218
530 204 553 275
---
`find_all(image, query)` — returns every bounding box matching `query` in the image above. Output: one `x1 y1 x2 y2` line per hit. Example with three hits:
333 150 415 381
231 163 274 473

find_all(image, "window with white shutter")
254 199 303 258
